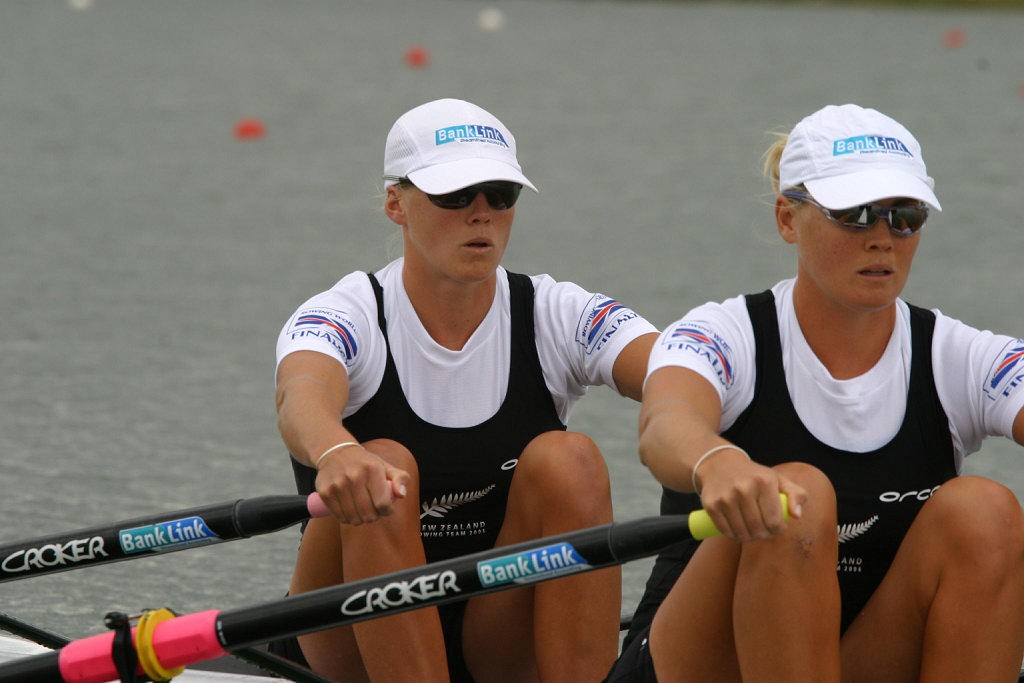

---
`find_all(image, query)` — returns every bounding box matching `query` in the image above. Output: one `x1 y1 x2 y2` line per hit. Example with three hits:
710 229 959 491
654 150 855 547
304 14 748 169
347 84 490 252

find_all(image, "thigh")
649 462 840 683
841 476 1024 682
649 536 743 683
462 430 616 680
291 516 368 681
839 539 928 682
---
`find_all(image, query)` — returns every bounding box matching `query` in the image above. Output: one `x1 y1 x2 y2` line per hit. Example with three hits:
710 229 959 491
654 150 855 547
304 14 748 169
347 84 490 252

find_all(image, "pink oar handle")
305 487 402 520
58 610 225 683
306 492 330 518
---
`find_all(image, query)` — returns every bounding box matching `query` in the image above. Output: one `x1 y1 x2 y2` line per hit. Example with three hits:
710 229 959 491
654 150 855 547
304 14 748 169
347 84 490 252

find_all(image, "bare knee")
362 438 418 477
519 431 608 492
925 476 1024 570
775 462 837 523
509 431 611 526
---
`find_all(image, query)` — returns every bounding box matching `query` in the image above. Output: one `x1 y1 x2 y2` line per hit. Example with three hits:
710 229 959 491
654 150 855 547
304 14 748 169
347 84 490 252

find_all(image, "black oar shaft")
0 514 698 683
0 495 318 583
218 516 686 649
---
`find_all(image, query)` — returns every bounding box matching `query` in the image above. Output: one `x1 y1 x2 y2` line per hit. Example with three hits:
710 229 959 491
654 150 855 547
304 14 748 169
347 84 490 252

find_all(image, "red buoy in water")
943 28 966 49
403 44 430 69
234 117 266 140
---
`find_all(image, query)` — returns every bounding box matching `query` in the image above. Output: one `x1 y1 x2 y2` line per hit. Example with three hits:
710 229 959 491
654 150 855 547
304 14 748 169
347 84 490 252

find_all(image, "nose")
865 217 895 249
467 191 493 222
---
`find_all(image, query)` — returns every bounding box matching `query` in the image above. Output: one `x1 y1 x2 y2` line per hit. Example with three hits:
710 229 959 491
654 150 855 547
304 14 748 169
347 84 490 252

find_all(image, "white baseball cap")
383 98 537 194
779 104 940 211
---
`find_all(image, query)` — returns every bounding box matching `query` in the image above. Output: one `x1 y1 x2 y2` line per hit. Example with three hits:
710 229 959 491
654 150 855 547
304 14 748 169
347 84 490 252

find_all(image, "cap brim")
407 158 537 194
805 169 941 211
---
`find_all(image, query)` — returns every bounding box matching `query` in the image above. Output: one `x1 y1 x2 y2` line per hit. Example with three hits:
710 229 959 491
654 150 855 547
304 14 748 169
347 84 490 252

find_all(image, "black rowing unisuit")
289 270 566 563
624 290 956 649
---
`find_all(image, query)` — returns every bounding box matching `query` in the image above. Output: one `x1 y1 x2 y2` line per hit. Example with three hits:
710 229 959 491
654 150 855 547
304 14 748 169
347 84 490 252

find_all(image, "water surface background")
1 0 1023 641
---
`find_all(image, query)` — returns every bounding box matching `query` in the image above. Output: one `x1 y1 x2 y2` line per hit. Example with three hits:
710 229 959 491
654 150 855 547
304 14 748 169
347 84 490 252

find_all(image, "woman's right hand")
695 450 806 543
276 351 410 525
314 444 409 525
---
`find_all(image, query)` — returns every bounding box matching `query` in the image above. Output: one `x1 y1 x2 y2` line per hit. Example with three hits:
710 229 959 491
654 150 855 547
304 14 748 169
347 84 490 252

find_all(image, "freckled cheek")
798 241 846 271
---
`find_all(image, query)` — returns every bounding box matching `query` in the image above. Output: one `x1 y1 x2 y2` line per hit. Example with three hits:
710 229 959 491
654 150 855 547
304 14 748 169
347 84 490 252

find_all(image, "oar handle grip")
687 493 790 540
306 493 329 518
304 487 402 520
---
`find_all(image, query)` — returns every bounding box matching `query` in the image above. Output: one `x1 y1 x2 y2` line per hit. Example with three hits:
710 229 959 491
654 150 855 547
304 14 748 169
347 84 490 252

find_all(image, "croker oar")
0 502 743 683
0 494 328 583
0 610 332 683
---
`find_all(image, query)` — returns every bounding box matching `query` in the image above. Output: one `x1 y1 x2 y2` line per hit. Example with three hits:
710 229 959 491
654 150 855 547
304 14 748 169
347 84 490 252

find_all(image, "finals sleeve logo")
662 322 735 389
286 307 359 366
984 340 1024 401
575 295 638 355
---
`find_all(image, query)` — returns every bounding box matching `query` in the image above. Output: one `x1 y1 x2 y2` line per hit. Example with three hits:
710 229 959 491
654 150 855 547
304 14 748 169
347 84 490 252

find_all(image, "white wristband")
691 444 750 494
315 441 361 470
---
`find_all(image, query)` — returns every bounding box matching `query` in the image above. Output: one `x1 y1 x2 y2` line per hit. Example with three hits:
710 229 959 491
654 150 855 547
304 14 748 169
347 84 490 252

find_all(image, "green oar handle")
688 493 790 540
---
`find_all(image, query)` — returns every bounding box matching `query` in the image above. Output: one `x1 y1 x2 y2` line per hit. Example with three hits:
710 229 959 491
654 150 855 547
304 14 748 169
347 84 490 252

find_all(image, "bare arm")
276 350 408 524
638 366 806 541
610 332 659 401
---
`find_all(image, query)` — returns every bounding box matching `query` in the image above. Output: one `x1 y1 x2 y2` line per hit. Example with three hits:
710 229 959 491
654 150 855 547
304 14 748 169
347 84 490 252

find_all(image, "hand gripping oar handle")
0 493 328 583
0 497 788 683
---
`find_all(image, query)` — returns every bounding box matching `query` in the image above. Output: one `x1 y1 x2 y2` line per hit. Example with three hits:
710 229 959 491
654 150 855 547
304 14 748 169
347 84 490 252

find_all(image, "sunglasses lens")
427 182 521 210
891 205 928 234
427 189 473 209
830 204 927 236
482 182 521 210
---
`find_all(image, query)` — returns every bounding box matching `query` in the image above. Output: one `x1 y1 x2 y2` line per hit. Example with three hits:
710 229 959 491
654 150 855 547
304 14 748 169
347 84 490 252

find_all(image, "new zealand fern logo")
420 485 496 519
837 515 878 543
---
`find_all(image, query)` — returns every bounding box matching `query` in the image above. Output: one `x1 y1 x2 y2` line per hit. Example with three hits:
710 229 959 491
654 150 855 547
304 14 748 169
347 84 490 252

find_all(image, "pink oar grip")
306 492 330 518
305 488 401 519
57 610 225 683
150 609 226 669
58 632 117 683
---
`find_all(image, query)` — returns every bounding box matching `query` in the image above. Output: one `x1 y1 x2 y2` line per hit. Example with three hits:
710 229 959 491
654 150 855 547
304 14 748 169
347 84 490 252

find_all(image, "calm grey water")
1 0 1023 643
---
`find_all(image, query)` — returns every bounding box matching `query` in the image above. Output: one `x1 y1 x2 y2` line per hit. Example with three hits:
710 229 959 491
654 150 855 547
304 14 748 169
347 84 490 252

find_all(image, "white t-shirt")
647 278 1024 469
277 258 658 427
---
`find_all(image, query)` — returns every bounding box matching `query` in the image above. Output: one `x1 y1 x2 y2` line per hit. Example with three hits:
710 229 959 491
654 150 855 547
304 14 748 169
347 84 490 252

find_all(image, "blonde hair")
762 132 788 195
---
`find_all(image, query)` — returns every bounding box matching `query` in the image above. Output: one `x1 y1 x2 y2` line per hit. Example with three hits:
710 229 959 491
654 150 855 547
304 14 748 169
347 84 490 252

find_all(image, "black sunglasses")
386 176 522 210
782 190 929 237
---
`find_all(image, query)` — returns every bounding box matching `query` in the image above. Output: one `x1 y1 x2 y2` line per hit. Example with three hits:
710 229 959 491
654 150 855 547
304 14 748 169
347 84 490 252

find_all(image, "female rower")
273 98 658 681
609 103 1024 681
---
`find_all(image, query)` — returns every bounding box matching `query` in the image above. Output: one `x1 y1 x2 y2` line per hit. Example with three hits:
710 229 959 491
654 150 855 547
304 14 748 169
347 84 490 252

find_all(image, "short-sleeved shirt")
627 278 1024 641
278 258 658 427
648 278 1024 462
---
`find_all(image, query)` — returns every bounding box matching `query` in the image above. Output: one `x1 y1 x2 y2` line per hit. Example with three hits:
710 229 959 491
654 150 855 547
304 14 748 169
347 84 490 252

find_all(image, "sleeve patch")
660 321 735 389
984 339 1024 401
575 294 639 355
286 307 360 366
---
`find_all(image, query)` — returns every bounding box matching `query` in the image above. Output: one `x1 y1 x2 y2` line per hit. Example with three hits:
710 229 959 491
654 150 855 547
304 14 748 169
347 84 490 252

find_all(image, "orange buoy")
234 117 266 140
943 28 966 49
403 44 430 69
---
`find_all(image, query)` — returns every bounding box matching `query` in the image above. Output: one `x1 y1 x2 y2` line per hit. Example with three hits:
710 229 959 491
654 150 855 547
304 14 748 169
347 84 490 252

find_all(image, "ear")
776 195 799 244
383 185 407 226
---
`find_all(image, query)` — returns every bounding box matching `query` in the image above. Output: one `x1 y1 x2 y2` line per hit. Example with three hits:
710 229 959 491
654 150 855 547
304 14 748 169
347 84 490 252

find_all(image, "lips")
859 266 892 276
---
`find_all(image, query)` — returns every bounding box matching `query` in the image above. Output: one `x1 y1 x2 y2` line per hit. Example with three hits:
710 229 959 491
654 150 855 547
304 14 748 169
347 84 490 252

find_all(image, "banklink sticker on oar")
0 494 328 582
0 500 773 683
